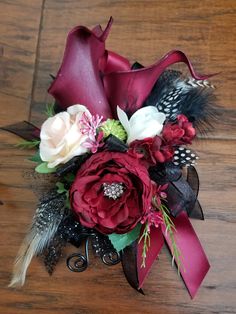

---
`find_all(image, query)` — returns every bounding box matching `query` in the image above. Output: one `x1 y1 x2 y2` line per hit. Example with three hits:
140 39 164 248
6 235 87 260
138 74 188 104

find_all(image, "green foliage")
138 223 151 268
159 203 181 273
16 139 40 149
35 162 57 174
108 224 141 252
28 151 42 163
45 103 55 117
56 182 67 194
56 182 70 208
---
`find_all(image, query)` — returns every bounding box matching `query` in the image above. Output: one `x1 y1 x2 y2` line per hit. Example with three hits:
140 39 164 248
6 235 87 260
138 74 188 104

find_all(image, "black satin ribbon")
104 135 128 152
186 166 204 220
121 240 144 294
1 121 40 140
56 154 89 177
149 162 204 219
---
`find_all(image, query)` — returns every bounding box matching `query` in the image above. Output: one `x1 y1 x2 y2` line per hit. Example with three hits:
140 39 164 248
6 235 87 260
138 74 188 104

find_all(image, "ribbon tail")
1 121 40 140
187 166 204 220
191 200 204 220
162 212 210 298
121 240 144 294
137 226 164 289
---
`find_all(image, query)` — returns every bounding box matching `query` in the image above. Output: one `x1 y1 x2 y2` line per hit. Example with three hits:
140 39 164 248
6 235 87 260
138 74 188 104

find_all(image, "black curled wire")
66 234 92 272
66 253 88 272
102 250 120 266
66 233 120 273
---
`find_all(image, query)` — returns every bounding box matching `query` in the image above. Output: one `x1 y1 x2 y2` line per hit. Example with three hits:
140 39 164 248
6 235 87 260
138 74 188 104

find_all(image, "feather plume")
42 233 66 275
9 191 66 287
42 214 94 274
144 70 218 134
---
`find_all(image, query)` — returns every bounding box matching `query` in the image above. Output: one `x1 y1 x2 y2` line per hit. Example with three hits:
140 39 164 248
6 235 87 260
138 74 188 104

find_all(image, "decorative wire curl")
66 234 120 273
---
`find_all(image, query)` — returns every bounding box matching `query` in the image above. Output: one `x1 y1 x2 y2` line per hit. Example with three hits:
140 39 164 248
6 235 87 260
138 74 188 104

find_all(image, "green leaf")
35 162 56 174
108 224 141 252
28 151 42 163
56 182 67 194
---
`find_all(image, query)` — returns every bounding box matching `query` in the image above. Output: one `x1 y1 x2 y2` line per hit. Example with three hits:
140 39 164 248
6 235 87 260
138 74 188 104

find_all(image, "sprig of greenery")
159 203 182 274
28 151 42 163
16 139 40 149
45 103 55 117
138 223 151 268
56 182 70 208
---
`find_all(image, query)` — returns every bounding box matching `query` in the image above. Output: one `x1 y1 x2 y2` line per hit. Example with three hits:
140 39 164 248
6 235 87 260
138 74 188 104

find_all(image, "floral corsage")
3 18 218 298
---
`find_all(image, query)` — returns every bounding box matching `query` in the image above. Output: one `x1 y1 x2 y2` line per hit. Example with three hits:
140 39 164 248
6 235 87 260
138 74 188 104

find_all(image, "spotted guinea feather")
144 70 218 134
9 191 66 287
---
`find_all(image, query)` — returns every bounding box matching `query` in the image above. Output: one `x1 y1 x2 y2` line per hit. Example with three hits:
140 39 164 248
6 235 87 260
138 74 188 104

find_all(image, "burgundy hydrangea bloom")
129 136 174 165
162 114 196 145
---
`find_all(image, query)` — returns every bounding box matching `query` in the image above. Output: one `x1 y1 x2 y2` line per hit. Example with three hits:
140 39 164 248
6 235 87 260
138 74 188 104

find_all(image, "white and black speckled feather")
144 70 218 134
173 147 199 167
9 191 66 287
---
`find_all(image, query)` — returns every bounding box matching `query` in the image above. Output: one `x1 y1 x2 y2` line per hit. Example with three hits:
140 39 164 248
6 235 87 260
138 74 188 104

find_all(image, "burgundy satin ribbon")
137 225 164 289
138 212 210 298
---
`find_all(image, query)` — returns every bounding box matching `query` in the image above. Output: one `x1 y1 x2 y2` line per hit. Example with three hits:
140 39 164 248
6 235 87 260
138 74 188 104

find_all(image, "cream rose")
39 105 91 168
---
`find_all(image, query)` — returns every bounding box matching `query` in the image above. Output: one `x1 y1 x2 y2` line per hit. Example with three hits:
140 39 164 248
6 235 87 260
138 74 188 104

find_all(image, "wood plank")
0 131 235 313
30 0 236 140
0 0 43 124
1 0 236 313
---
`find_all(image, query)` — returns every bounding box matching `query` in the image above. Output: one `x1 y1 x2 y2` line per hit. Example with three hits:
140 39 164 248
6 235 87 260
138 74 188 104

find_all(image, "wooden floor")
0 1 236 313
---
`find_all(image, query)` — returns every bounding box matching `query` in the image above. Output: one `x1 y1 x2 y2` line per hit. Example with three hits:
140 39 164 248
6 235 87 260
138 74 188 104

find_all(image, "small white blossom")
117 106 166 144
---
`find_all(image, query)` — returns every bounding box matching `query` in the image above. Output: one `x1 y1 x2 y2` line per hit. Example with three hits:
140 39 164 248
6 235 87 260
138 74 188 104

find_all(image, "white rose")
117 106 166 144
40 104 91 168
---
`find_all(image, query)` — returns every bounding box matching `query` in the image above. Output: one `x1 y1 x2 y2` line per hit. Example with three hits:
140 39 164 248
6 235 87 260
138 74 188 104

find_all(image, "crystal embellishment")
102 182 125 200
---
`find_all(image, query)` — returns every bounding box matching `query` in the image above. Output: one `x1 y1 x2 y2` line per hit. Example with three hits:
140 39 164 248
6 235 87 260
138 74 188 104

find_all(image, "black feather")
177 88 219 135
143 69 182 116
42 234 66 275
42 213 94 274
143 70 219 134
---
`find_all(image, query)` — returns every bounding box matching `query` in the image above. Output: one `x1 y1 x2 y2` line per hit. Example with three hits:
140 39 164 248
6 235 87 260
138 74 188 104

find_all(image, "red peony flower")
162 114 196 145
129 136 174 165
70 151 153 234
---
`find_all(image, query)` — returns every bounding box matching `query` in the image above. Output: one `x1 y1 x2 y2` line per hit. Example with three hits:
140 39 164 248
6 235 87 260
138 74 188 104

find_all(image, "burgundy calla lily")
49 18 214 119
